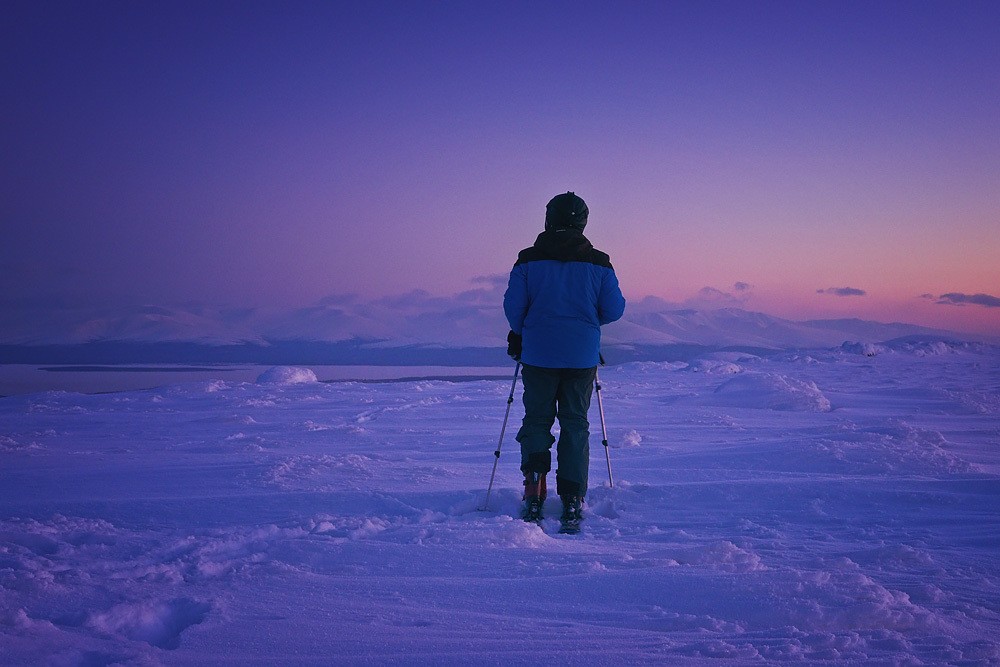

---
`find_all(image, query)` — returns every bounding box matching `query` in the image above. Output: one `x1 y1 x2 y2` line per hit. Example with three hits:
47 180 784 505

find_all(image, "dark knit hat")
544 192 589 231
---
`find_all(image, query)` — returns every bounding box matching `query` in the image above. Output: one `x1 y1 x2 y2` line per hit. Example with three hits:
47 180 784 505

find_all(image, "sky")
2 0 999 337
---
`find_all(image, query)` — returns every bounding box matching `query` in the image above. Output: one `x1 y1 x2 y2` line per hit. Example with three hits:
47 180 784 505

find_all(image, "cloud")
318 293 360 306
471 274 507 289
374 289 436 310
935 292 1000 308
456 274 508 305
682 283 753 310
817 287 866 297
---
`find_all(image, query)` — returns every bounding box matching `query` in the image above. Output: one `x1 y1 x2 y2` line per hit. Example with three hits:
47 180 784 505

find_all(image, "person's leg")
516 364 559 478
554 366 597 498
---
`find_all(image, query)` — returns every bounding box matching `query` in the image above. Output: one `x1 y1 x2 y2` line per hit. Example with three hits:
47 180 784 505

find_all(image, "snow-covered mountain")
609 308 830 348
605 309 964 349
0 295 983 359
0 304 267 346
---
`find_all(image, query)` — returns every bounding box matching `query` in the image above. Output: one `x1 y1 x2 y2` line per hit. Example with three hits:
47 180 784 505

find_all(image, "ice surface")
1 348 999 663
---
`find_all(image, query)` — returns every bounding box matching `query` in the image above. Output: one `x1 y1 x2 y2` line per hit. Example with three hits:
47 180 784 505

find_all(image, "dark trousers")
516 364 597 498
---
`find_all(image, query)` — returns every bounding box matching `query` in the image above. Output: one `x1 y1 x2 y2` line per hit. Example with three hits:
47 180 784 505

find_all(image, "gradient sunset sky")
3 1 998 336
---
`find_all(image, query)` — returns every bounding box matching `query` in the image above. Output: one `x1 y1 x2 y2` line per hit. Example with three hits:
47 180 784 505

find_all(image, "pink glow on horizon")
2 3 999 342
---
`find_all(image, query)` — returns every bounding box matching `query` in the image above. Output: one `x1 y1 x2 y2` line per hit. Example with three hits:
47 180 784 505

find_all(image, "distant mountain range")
606 308 963 349
0 297 987 366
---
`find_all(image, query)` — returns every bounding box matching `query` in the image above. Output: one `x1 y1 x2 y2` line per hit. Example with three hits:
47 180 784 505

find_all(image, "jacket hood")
532 229 594 262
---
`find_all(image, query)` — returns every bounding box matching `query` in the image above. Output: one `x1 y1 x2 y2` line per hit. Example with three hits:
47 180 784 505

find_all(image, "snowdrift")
702 372 832 412
256 366 318 385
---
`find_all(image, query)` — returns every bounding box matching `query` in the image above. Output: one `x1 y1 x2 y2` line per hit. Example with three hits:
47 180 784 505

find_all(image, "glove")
506 331 522 361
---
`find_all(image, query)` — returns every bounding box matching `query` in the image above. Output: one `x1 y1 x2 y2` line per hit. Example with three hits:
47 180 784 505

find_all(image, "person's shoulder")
585 247 613 270
514 246 545 266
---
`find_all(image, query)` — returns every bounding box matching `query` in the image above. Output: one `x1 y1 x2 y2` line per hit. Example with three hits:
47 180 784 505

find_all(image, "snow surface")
2 348 1000 664
255 366 319 385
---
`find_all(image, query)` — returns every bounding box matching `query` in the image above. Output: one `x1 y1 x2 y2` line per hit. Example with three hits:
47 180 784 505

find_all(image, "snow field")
1 347 999 664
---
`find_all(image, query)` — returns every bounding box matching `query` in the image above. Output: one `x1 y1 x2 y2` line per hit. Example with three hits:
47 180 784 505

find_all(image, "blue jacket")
504 229 626 368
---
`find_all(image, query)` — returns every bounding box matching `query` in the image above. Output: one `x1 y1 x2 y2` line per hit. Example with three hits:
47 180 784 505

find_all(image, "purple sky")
3 1 999 336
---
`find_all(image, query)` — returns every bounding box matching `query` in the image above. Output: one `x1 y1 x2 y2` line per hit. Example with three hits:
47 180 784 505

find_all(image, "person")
503 192 626 531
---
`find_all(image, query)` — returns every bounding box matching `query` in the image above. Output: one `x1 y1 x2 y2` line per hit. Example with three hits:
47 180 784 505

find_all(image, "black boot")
558 495 583 534
521 471 546 523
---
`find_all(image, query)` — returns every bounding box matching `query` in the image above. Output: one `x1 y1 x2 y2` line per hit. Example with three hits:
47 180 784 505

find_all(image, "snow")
2 348 999 664
704 373 832 412
255 366 319 385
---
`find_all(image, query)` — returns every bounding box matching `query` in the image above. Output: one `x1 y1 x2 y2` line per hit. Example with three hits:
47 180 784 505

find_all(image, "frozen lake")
0 364 511 397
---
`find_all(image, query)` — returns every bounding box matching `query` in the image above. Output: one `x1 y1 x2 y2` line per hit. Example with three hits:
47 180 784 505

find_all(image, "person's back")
506 224 623 368
503 192 625 532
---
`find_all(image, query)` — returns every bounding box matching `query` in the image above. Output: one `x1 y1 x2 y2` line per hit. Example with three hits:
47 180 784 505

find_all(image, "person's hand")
506 331 522 361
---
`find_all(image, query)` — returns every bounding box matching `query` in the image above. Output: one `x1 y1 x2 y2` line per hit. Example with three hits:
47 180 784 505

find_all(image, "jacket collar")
533 229 593 261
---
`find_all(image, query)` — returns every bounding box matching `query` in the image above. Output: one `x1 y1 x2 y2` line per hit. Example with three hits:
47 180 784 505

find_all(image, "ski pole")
479 361 521 511
595 359 613 488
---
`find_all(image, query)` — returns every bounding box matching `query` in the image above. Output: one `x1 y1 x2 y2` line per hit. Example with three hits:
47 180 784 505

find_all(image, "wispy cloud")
817 287 866 297
936 292 1000 308
683 283 754 309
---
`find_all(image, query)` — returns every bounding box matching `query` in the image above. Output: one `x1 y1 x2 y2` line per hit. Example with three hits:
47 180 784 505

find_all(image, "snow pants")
516 364 597 498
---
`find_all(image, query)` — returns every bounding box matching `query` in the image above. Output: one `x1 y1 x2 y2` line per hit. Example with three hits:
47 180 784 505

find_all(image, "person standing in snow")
503 192 626 532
